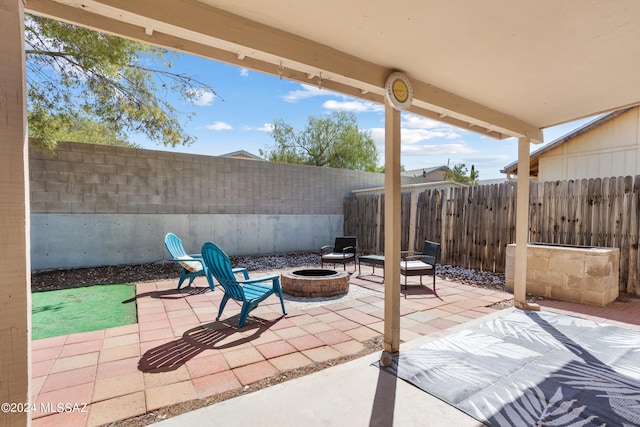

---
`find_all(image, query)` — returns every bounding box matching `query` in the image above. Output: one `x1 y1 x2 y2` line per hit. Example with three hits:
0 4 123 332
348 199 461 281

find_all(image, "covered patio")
2 1 640 426
29 266 640 426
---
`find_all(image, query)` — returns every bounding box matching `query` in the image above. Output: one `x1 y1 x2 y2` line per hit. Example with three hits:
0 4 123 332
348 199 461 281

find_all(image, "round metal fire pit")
281 269 349 297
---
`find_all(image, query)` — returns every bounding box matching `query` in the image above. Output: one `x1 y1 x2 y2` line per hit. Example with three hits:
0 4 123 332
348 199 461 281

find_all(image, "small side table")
358 255 385 275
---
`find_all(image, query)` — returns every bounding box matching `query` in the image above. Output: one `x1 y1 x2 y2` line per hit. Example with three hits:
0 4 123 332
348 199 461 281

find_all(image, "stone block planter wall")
506 243 620 306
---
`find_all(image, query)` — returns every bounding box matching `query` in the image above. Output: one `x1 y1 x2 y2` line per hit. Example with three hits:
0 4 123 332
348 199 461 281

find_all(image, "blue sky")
133 54 596 180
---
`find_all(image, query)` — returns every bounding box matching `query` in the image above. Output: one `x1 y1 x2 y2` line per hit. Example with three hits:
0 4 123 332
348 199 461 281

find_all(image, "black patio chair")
400 240 439 293
320 236 357 272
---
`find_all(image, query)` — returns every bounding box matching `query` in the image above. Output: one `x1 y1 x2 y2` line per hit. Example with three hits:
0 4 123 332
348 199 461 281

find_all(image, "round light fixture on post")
385 72 413 111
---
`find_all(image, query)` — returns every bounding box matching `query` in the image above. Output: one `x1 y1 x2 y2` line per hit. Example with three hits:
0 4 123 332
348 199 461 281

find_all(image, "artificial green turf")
31 284 137 340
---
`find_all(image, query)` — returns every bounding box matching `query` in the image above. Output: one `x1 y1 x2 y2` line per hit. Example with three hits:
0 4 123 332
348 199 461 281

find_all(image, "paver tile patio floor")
31 264 640 426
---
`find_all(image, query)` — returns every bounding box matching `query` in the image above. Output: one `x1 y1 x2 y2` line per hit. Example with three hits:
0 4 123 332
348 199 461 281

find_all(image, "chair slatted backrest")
165 232 204 273
165 233 187 258
422 241 439 266
201 242 245 300
335 236 356 254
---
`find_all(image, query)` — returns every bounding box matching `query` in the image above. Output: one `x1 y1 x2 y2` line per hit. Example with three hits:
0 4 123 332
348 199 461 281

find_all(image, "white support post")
0 1 31 426
382 99 402 355
514 136 539 311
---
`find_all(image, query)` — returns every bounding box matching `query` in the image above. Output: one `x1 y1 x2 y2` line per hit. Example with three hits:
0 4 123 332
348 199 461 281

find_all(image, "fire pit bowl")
281 269 350 297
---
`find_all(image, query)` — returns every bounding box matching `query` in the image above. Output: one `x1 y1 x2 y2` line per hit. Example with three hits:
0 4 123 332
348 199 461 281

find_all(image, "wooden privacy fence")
343 175 640 294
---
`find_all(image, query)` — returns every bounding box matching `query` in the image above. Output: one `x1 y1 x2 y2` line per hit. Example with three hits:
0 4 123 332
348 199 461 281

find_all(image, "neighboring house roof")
351 180 467 196
220 150 265 161
477 178 508 186
501 107 636 177
401 165 449 178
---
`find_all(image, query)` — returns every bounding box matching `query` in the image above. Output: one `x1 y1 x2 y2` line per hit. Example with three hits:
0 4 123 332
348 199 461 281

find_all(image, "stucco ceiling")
26 0 640 144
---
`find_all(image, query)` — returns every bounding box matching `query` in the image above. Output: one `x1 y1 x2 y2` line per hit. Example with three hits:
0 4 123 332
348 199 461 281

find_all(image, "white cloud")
282 84 385 115
369 126 464 146
282 84 330 102
322 99 384 113
239 68 249 77
188 89 216 106
401 115 442 129
400 142 476 155
369 124 476 167
370 113 465 144
205 121 232 131
401 113 466 139
242 123 273 132
401 128 463 144
256 123 273 132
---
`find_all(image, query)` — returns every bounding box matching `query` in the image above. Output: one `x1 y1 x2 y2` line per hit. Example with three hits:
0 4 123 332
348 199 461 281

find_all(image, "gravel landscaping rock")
31 253 508 293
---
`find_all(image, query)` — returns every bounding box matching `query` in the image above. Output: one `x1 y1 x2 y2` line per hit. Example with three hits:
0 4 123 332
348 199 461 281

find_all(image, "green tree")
55 117 135 147
444 163 480 185
25 15 215 149
262 111 379 171
470 164 479 184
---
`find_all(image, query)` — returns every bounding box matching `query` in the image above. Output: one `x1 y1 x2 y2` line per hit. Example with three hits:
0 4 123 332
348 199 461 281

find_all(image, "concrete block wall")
30 141 420 269
30 141 398 215
505 244 620 306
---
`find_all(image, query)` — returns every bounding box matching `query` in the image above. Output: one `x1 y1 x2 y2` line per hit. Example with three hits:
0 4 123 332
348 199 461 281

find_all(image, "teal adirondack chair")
201 242 287 328
164 233 248 291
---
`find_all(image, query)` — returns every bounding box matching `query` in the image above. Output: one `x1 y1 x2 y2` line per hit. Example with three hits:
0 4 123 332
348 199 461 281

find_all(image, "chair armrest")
402 254 436 266
188 253 202 258
341 246 355 254
232 267 250 280
320 245 335 254
171 256 203 263
401 251 419 259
